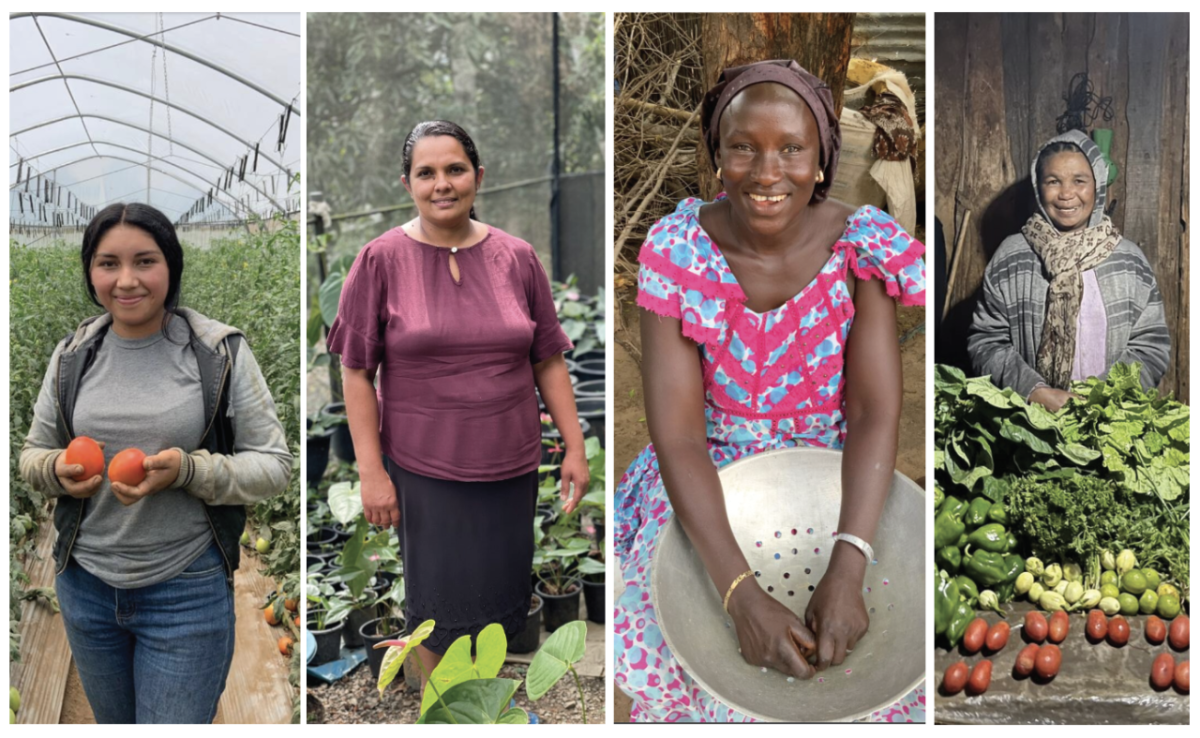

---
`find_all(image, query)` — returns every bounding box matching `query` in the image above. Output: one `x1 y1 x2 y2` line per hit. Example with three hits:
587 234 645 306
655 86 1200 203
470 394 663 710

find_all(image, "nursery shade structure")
9 12 300 244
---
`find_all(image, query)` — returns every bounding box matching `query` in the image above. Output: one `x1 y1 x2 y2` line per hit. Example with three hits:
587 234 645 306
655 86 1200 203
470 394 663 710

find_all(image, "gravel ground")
307 662 604 724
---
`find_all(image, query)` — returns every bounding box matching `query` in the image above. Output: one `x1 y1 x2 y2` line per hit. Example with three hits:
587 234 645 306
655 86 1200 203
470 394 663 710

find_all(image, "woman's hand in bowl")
54 447 104 499
727 579 818 679
805 548 869 671
361 469 400 528
559 447 590 515
111 448 181 506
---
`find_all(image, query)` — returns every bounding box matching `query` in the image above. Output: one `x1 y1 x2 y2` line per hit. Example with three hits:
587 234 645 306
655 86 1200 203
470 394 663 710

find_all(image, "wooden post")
697 13 856 200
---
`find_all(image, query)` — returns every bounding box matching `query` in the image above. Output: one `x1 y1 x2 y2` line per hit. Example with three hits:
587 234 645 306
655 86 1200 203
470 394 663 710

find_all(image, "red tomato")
1024 611 1048 643
1169 615 1190 651
985 621 1010 652
967 660 992 695
1014 643 1039 677
1048 611 1070 643
1086 610 1108 642
942 661 969 695
64 436 104 481
1035 644 1062 679
1145 615 1167 644
108 448 147 487
1108 616 1130 646
1151 652 1176 690
1175 661 1189 693
962 618 988 654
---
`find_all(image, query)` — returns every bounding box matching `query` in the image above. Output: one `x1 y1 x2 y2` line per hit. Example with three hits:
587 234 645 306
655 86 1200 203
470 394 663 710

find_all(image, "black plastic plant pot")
575 359 605 380
328 523 353 545
308 617 344 667
508 594 545 654
576 396 606 449
574 379 605 398
307 527 337 551
571 349 605 365
582 574 605 625
306 432 332 489
535 579 581 633
343 594 378 649
360 616 405 682
322 402 356 463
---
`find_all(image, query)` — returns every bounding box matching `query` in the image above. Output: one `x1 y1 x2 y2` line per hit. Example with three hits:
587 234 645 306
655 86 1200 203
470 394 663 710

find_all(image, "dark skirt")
384 456 537 655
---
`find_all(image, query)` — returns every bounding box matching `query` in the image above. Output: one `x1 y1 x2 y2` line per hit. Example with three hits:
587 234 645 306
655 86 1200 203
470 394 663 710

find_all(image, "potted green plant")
359 576 406 681
306 414 338 488
305 575 347 666
327 517 390 648
507 593 545 655
374 619 592 724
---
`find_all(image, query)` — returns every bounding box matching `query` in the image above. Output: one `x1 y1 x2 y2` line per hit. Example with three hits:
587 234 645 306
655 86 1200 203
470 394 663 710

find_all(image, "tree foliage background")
307 13 605 265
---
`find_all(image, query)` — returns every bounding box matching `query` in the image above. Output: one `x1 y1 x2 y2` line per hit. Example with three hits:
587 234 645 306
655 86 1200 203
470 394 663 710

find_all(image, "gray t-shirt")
71 318 214 588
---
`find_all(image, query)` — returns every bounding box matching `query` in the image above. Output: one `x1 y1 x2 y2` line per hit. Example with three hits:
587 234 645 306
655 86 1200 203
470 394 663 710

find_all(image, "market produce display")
934 365 1189 722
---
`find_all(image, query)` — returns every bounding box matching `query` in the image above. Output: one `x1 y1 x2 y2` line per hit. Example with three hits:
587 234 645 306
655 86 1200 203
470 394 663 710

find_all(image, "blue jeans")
55 541 236 724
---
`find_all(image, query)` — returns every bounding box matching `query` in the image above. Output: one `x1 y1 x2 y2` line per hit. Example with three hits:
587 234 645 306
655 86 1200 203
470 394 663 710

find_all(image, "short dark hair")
402 120 482 220
81 203 184 333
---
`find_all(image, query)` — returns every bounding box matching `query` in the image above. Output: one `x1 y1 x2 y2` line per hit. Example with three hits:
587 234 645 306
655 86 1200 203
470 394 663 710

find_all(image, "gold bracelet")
723 569 755 613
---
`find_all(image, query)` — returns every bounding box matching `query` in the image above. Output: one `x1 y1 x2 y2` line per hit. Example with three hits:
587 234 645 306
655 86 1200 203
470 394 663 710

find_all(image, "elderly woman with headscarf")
967 130 1170 410
613 60 926 722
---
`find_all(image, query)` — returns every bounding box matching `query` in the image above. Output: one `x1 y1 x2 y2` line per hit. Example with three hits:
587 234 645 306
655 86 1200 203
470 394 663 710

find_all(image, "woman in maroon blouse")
326 121 588 690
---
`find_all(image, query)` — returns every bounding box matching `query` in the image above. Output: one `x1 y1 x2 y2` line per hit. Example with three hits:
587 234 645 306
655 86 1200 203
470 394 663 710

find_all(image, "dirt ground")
307 662 604 724
612 298 927 721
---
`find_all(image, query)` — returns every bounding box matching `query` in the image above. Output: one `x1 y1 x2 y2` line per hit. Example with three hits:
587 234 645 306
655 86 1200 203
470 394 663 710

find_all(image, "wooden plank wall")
935 13 1189 402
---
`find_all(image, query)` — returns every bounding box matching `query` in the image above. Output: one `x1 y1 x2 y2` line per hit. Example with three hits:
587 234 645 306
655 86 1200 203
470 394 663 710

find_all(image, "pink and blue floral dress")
614 196 927 722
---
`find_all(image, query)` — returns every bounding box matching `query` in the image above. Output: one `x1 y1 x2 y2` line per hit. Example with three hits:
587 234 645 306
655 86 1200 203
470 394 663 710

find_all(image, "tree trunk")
698 13 856 200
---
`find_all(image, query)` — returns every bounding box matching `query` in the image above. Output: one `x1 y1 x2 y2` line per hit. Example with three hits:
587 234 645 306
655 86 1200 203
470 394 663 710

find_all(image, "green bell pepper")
935 572 960 635
955 575 980 606
965 497 991 528
966 523 1009 553
957 533 969 547
996 579 1015 603
1004 532 1018 553
946 601 975 647
1002 554 1024 583
987 502 1009 525
934 486 945 511
936 546 962 573
934 499 967 549
963 549 1014 587
941 496 967 517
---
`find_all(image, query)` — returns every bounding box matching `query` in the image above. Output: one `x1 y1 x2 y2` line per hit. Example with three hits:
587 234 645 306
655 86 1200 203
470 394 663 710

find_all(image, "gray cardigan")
966 234 1170 397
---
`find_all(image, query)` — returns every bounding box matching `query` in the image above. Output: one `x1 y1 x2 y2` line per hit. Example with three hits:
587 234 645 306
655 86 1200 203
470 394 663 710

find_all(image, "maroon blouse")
326 226 573 482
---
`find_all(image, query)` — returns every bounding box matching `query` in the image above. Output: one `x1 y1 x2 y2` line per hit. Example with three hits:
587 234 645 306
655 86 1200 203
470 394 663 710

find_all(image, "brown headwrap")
701 60 841 202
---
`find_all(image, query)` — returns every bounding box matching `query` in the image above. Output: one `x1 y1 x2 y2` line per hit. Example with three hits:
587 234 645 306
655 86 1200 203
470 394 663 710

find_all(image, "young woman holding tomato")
19 203 292 724
325 120 587 690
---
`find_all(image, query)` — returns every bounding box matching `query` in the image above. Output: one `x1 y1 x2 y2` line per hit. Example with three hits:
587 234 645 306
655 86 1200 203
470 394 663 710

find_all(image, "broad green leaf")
377 619 435 697
318 271 344 327
1060 443 1101 466
497 707 530 724
527 620 587 700
419 678 522 724
419 624 509 715
577 557 606 575
327 481 363 524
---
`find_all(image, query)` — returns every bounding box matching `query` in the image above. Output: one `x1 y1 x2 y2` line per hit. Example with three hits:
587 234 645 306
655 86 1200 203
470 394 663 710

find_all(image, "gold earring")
716 167 722 180
816 170 825 184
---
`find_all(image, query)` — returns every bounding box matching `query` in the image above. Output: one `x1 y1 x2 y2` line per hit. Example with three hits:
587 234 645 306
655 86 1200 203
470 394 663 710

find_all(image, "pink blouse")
326 226 572 482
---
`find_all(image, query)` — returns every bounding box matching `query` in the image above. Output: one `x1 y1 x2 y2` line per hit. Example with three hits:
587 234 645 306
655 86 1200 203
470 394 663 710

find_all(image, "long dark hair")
402 120 481 220
81 203 184 337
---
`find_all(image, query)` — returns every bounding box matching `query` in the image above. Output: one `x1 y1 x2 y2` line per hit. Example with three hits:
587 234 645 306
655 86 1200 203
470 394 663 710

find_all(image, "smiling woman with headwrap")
613 60 926 722
967 130 1170 411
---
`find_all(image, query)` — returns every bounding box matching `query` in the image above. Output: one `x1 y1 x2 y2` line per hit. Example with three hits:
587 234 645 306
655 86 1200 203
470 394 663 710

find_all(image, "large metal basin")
651 447 926 722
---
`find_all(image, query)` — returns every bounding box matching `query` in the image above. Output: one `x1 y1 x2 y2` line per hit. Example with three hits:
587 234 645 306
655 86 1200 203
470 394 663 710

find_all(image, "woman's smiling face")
89 224 170 339
716 82 821 236
404 135 483 228
1038 150 1095 232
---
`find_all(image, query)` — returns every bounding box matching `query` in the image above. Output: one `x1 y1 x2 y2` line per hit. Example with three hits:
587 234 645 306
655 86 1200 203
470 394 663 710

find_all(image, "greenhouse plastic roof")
9 12 300 226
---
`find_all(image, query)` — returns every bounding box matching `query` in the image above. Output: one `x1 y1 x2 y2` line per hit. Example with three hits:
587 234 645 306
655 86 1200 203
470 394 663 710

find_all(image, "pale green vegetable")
978 590 1004 616
1099 596 1121 616
1028 582 1046 603
1064 581 1084 604
1063 563 1083 583
1039 591 1067 611
1026 557 1045 577
1015 572 1034 595
1079 589 1102 609
1116 549 1137 576
1053 580 1069 596
1043 564 1063 588
1101 550 1116 571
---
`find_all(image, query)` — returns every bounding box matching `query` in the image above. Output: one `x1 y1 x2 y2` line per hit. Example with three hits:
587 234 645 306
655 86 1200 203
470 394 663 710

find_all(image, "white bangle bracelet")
834 532 875 564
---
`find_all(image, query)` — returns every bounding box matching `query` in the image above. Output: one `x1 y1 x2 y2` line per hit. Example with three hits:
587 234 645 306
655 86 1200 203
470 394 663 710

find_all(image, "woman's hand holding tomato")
804 543 870 671
54 439 106 499
360 468 400 528
110 448 180 506
559 446 590 515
